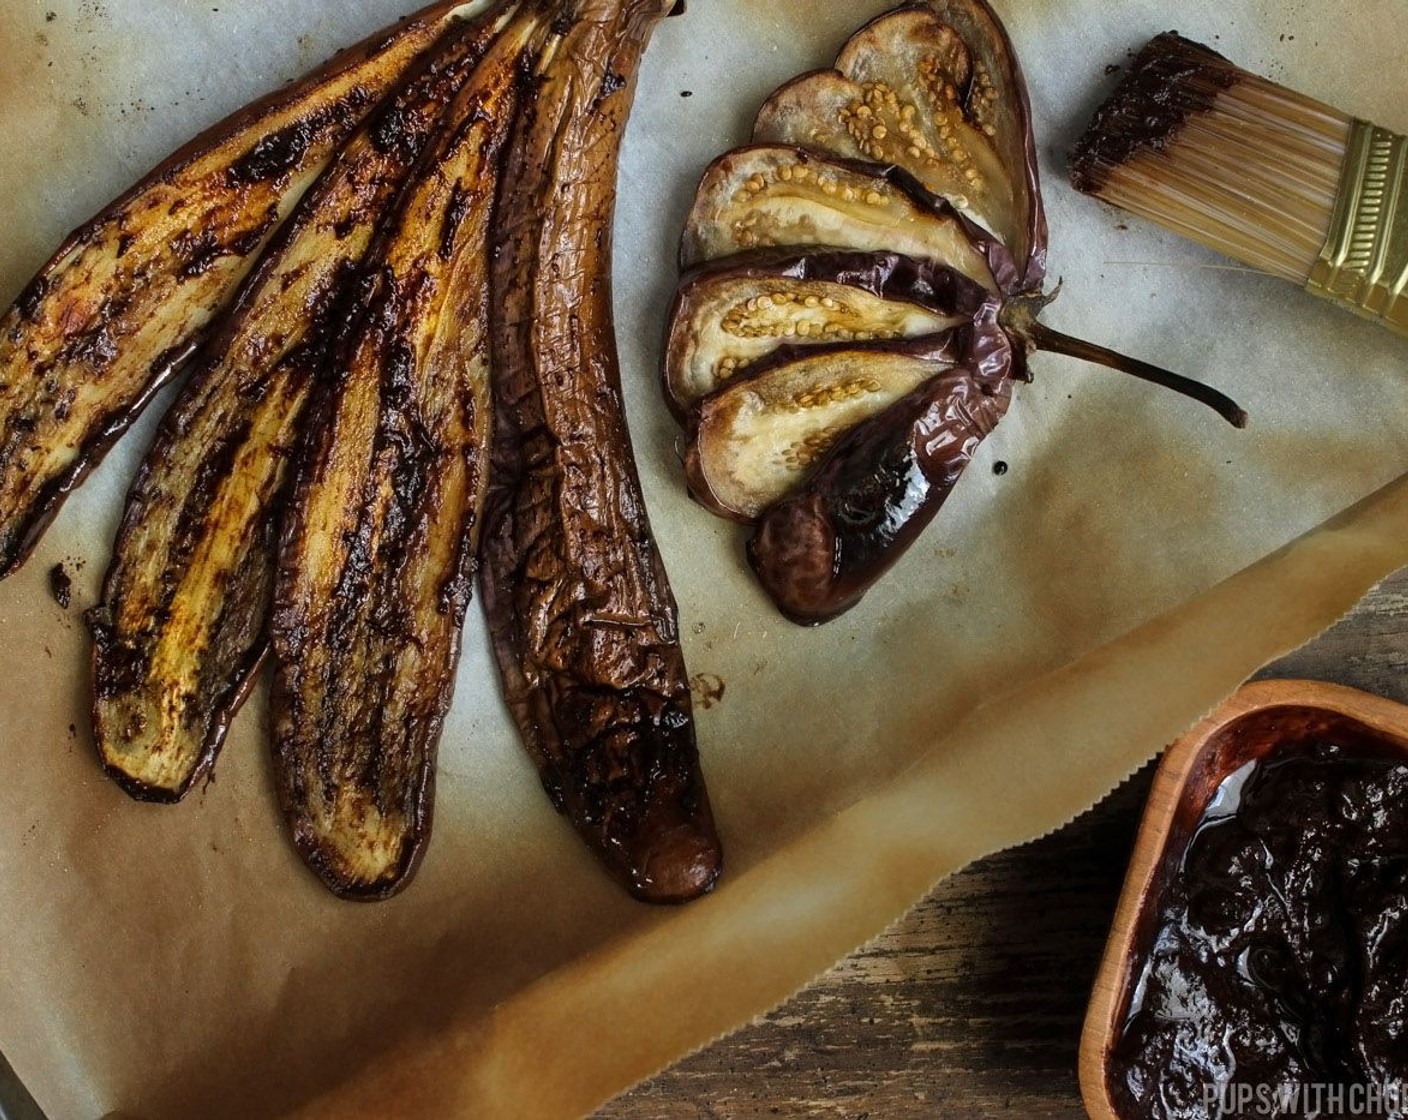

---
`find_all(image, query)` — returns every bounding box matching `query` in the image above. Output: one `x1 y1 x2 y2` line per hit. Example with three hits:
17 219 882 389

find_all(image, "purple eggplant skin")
683 329 997 525
745 0 1050 624
747 314 1013 625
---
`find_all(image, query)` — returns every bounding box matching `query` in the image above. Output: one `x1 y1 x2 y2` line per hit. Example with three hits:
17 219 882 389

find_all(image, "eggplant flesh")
666 272 966 412
0 0 473 578
680 145 1000 290
662 0 1063 625
686 338 972 523
483 0 722 905
916 0 1048 287
754 9 1022 254
268 10 542 901
88 17 505 804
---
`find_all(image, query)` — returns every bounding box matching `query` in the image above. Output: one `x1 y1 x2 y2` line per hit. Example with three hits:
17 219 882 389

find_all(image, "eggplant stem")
1025 321 1248 429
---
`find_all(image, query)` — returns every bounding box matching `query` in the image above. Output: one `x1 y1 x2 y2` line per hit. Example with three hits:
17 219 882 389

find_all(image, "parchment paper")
1 2 1406 1118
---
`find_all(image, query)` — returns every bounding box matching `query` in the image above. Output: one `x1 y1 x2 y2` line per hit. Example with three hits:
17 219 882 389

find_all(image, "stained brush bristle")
1070 33 1351 285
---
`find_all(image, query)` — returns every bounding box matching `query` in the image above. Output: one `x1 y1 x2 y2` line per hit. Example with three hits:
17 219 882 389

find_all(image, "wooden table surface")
2 572 1404 1120
595 568 1408 1120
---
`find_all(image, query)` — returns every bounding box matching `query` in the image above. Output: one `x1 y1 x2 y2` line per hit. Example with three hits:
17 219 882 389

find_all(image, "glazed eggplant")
267 7 547 901
664 249 993 413
665 0 1245 625
482 0 722 904
0 0 480 578
87 14 509 804
750 329 1014 625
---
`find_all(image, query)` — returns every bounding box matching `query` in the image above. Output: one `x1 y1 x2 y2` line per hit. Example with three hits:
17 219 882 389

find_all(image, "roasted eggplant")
685 332 993 522
664 249 992 413
681 145 1005 290
482 0 722 904
87 14 509 804
0 0 479 578
752 3 1045 280
268 7 547 901
664 0 1245 625
750 328 1014 625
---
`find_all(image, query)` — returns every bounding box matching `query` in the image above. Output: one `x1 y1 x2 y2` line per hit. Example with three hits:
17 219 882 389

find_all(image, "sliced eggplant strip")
88 15 507 804
748 354 1013 625
685 337 974 522
914 0 1047 286
484 0 722 905
679 145 1000 290
0 0 477 578
269 9 542 901
752 5 1044 289
665 248 994 411
753 69 1006 226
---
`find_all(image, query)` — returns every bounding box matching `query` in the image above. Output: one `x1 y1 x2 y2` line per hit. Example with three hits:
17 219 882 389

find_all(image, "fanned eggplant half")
664 0 1244 625
268 8 545 901
88 15 508 804
483 0 722 905
0 0 479 578
679 145 1003 290
664 249 993 413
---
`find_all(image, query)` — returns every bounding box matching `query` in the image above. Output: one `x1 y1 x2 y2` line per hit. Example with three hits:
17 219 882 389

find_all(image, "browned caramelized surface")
0 0 470 577
88 18 503 803
482 0 722 904
268 9 543 900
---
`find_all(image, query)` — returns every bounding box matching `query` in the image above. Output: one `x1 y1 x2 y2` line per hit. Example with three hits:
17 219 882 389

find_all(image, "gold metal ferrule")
1306 119 1408 337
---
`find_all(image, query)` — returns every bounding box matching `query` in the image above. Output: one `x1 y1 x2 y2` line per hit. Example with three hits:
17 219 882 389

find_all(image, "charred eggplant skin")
0 0 473 578
748 319 1014 625
268 9 541 902
483 0 722 904
87 17 504 805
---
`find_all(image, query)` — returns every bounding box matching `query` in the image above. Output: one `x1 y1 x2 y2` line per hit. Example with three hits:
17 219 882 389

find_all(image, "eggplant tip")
628 824 723 905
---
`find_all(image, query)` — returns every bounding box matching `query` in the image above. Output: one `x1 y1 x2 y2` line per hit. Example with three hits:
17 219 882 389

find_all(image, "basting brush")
1069 32 1408 337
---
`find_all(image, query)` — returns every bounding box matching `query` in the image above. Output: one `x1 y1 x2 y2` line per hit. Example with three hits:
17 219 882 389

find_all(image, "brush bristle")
1070 33 1351 285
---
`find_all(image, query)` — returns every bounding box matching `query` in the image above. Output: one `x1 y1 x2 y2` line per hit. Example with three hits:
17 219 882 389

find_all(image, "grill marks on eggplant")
268 9 543 901
87 17 505 804
0 0 476 578
483 0 721 904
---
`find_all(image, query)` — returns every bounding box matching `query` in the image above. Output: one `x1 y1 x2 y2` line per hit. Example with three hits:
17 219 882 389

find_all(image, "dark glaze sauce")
1070 33 1239 195
1111 708 1408 1118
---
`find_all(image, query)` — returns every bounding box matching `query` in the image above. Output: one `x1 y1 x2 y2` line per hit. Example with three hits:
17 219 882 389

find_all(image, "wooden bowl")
1077 679 1408 1120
